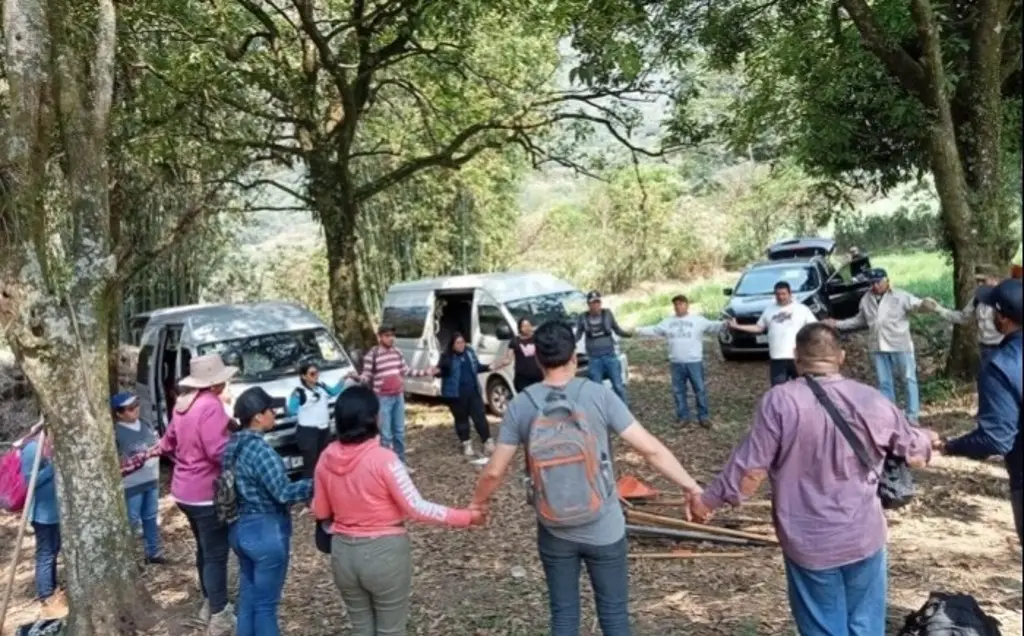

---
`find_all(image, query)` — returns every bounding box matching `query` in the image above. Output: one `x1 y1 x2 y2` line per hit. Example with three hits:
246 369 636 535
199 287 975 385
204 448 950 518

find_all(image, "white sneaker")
462 441 476 457
483 439 495 455
206 605 235 636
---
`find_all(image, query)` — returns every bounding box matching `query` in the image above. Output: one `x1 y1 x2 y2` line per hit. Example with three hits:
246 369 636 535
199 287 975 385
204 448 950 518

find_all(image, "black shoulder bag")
804 375 915 510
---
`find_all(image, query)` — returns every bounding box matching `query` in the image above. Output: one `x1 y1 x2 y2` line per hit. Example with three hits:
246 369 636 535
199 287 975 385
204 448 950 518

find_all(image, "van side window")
477 305 505 338
137 344 153 384
381 306 428 339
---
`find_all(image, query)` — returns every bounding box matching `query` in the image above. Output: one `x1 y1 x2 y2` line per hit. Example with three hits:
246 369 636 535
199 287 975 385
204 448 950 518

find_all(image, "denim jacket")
439 347 490 399
945 331 1021 475
20 439 60 525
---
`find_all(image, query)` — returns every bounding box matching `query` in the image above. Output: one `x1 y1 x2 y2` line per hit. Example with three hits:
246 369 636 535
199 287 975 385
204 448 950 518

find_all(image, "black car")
718 238 873 360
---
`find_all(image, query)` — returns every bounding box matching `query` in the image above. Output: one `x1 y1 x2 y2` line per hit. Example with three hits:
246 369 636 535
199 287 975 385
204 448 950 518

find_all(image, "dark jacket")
438 346 490 399
945 331 1022 486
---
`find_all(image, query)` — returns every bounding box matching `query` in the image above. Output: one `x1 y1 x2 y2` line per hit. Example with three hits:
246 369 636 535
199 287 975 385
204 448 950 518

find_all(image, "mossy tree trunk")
1 0 152 632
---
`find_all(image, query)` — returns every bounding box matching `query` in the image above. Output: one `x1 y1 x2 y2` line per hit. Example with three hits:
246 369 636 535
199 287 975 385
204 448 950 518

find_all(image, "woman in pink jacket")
153 354 238 635
312 385 484 635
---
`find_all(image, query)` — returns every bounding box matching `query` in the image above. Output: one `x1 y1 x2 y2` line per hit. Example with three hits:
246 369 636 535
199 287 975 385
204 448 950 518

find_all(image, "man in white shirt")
727 281 817 386
825 268 943 424
636 294 725 428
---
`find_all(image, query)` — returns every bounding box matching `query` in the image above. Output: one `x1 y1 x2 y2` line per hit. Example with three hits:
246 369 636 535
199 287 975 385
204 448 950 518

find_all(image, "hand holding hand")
726 318 739 330
468 501 488 526
687 491 713 524
922 297 939 311
823 318 838 328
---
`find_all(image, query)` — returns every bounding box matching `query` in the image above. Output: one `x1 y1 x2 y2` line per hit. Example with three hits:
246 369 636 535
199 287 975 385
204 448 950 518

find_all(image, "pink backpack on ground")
0 448 28 513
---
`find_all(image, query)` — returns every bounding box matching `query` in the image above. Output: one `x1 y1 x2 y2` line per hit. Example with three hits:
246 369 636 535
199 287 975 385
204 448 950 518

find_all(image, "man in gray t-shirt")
498 379 633 546
472 321 702 636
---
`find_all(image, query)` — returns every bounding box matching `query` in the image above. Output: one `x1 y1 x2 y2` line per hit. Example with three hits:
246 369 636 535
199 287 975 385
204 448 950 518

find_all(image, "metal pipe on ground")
626 524 752 546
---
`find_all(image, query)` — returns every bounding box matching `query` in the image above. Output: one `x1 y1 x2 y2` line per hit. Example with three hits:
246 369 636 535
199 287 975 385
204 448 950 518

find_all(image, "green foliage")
518 157 841 293
833 205 942 255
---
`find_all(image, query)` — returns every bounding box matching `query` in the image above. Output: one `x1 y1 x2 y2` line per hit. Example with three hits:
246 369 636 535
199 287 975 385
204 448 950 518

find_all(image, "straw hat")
178 354 238 389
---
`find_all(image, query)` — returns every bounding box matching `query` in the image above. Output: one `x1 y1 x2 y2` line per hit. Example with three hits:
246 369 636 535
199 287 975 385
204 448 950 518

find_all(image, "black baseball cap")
586 291 602 303
978 278 1023 323
867 268 888 282
233 387 275 424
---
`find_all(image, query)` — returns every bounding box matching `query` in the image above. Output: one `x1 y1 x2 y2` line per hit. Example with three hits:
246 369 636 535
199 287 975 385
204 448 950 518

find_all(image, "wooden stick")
626 524 751 546
627 509 779 545
1 423 45 635
630 551 747 559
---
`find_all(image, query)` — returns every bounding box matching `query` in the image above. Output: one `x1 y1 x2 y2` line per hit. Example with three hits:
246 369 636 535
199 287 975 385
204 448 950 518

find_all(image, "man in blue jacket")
937 278 1022 546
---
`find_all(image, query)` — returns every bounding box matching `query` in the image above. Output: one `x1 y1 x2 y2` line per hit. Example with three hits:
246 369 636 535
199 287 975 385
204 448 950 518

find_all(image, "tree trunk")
4 266 152 635
3 0 151 631
927 125 980 378
320 197 377 349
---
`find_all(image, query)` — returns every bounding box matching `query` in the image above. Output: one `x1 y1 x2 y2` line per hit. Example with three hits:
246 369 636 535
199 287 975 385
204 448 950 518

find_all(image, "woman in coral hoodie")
312 386 484 635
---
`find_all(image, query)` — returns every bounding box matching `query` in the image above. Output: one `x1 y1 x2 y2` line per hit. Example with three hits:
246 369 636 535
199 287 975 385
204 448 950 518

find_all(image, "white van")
380 272 630 414
133 301 356 471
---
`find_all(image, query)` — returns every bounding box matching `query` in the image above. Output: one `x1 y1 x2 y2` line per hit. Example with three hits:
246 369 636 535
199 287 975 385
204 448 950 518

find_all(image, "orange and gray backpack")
522 379 613 528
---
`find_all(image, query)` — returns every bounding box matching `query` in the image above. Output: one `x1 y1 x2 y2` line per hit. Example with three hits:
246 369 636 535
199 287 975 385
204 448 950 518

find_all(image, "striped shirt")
358 345 431 396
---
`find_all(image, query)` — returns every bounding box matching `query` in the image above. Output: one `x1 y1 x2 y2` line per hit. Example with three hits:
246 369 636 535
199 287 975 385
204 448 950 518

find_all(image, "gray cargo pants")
331 533 412 635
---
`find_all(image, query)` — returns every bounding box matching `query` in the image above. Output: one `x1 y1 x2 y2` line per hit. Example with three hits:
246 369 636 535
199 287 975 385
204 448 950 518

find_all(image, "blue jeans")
178 503 231 614
32 522 61 600
229 513 292 636
537 525 631 636
126 486 163 559
587 354 629 407
785 549 887 636
871 352 919 422
378 394 407 463
670 362 708 421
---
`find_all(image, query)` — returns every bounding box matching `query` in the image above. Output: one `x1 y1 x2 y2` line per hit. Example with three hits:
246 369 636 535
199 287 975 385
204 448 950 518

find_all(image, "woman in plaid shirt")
225 388 313 636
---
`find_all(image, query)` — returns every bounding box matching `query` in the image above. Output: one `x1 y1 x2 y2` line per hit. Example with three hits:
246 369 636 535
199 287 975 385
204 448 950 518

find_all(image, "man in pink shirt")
691 323 935 636
349 324 435 469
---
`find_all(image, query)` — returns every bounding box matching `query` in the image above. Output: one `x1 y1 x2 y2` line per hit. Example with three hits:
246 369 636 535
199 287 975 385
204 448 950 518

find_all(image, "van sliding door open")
380 288 438 396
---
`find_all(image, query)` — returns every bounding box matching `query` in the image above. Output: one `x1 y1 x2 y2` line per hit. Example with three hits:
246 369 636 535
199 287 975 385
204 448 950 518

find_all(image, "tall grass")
617 251 953 327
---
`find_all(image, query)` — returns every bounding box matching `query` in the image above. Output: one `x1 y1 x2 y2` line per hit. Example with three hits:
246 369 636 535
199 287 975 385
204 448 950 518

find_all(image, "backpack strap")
602 309 613 335
803 375 879 479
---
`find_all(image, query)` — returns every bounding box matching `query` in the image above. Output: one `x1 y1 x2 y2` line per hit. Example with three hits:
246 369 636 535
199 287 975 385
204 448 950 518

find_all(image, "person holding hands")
471 320 702 636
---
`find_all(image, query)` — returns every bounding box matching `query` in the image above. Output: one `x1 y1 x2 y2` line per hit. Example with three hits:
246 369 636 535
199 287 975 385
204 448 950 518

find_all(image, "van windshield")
196 328 348 381
505 291 587 327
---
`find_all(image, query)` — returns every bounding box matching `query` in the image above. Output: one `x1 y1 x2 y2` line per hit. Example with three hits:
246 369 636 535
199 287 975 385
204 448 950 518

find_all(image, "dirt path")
2 336 1021 635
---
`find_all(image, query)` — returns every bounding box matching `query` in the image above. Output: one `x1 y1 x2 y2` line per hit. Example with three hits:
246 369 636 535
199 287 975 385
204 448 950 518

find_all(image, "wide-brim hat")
179 353 238 389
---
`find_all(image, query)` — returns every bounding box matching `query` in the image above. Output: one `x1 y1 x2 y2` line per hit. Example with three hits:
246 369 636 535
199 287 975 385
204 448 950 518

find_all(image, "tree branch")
92 0 117 140
839 0 930 102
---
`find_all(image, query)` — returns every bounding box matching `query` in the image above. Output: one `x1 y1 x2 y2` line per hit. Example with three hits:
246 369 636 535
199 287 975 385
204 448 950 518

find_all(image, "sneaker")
206 605 235 636
483 439 496 455
462 441 476 457
698 420 712 430
146 554 168 565
198 599 210 623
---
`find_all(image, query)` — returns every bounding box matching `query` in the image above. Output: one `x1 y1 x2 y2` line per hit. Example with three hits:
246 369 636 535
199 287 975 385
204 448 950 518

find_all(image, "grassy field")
617 250 953 327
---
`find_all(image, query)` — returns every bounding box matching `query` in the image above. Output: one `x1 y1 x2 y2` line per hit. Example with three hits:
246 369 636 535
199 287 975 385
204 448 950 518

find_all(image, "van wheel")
486 376 513 416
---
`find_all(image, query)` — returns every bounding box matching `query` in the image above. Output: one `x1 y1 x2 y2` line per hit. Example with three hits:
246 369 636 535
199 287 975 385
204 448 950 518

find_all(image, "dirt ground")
2 334 1021 635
